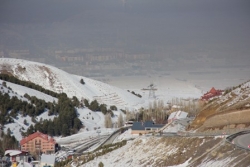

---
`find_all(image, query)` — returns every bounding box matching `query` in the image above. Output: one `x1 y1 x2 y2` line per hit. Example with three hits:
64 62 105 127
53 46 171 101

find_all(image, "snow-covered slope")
0 79 58 103
0 58 143 109
0 79 126 141
0 58 203 141
0 80 58 140
78 136 239 167
216 80 250 108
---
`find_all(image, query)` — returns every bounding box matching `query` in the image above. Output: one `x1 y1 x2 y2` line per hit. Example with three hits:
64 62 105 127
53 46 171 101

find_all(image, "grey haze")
0 0 250 78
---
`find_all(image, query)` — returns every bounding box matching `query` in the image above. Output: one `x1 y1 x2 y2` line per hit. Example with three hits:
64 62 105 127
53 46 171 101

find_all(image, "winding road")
233 133 250 150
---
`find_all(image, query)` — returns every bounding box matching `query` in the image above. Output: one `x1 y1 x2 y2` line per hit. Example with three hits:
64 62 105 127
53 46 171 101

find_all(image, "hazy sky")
1 0 250 68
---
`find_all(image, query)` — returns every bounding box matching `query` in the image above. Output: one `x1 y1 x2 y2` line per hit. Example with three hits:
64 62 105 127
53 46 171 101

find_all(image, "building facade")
20 131 55 155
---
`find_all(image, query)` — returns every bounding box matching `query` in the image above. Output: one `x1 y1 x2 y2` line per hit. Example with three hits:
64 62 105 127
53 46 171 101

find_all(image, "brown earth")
200 109 250 130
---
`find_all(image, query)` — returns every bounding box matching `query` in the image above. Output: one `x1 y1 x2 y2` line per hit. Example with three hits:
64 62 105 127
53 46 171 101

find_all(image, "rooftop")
20 131 55 145
131 121 164 131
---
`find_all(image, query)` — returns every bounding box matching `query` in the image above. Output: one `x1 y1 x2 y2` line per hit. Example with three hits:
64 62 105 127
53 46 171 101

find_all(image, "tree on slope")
104 113 112 128
117 113 124 128
80 78 85 84
98 162 104 167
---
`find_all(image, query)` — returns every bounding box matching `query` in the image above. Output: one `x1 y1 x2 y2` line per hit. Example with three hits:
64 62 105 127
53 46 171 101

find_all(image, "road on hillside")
75 136 108 153
233 133 250 150
102 130 121 145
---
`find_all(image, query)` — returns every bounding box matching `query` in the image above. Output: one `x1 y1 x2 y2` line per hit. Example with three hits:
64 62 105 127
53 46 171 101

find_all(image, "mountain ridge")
0 58 144 109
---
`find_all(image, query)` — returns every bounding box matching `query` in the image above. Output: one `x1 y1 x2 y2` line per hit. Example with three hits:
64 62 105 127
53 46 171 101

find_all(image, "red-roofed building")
20 131 55 155
201 87 223 100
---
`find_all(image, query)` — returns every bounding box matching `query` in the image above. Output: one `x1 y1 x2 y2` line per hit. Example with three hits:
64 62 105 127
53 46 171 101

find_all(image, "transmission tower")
148 83 157 98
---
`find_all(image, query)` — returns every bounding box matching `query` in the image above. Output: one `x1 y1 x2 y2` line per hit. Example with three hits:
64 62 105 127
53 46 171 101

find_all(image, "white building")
40 154 55 167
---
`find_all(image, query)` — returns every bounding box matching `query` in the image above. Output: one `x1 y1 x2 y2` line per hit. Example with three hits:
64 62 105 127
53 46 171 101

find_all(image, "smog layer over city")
1 0 250 89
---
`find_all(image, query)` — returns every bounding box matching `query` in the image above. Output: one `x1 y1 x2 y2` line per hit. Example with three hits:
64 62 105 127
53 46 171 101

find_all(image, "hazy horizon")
0 0 250 78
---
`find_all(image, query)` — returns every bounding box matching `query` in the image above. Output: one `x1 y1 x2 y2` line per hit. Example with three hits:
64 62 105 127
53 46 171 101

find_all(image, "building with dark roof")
131 121 164 134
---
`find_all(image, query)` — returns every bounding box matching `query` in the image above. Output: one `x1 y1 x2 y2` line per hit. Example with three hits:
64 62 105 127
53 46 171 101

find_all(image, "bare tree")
125 111 135 121
117 113 124 128
104 113 112 128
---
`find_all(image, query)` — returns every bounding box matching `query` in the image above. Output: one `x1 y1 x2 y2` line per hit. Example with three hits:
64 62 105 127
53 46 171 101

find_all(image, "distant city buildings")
0 47 155 77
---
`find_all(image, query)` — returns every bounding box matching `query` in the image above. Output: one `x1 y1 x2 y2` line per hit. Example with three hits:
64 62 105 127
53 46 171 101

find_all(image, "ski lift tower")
142 83 158 99
148 83 157 98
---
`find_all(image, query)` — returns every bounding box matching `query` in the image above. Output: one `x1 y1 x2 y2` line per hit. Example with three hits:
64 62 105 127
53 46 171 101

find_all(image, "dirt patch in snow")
0 63 13 75
38 66 56 87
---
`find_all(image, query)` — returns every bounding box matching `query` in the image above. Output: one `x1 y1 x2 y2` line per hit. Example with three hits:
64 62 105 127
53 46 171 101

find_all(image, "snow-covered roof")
172 105 181 109
168 111 188 120
131 121 164 130
4 150 27 156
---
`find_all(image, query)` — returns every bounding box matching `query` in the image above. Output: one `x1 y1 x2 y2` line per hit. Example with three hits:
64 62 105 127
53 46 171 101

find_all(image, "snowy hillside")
0 79 125 141
0 58 144 109
216 80 250 109
0 79 58 103
75 136 244 167
0 58 203 141
0 80 57 140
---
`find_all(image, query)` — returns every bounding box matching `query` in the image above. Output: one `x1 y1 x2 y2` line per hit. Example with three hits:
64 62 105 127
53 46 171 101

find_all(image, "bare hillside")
190 80 250 131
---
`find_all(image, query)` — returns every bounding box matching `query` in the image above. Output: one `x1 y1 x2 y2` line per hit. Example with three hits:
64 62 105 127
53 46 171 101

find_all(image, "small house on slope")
168 111 188 123
201 87 223 101
131 121 164 134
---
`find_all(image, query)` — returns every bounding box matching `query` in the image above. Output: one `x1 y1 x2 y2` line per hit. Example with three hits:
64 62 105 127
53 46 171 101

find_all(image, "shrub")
23 119 28 125
110 105 117 111
98 162 104 167
80 78 85 84
120 109 126 114
2 81 6 87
